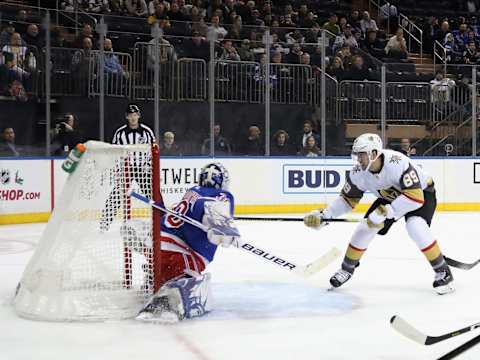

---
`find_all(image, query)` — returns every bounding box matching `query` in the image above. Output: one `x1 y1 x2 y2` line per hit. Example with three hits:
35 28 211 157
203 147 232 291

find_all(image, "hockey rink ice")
1 213 480 360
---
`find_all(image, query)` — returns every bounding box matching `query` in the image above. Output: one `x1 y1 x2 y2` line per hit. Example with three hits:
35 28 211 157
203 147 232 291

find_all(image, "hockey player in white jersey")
304 133 454 295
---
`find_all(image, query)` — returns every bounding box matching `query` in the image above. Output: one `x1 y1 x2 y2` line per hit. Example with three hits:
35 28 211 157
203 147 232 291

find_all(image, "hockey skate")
329 269 353 288
433 266 454 295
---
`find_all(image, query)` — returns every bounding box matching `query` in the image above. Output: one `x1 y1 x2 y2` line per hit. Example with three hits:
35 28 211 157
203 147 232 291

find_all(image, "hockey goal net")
14 141 161 321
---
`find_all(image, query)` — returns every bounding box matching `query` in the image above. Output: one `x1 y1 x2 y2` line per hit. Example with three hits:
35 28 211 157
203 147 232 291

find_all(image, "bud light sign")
283 164 350 194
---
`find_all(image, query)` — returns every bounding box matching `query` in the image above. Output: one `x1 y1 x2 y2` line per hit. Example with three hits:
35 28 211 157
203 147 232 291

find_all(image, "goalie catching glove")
303 209 330 230
202 201 240 247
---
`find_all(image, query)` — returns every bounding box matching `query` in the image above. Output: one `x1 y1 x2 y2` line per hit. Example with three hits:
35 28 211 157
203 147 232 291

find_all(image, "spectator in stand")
398 138 417 157
333 25 358 53
434 21 450 45
298 120 320 151
160 131 182 156
147 35 176 68
208 15 228 39
298 135 321 157
444 33 463 64
344 55 372 81
183 30 209 60
238 39 254 61
385 28 408 60
337 46 353 69
430 71 456 103
74 24 95 49
464 42 480 64
87 0 111 13
362 29 386 59
147 3 171 27
14 10 29 34
284 43 302 64
349 10 362 33
104 38 128 92
338 16 348 32
148 0 165 15
0 51 27 99
0 127 19 156
23 24 43 49
360 11 378 36
378 1 398 33
0 22 16 48
168 1 186 21
52 113 84 155
201 124 232 155
467 30 480 49
271 130 295 156
126 0 148 17
240 125 263 156
2 32 36 76
218 40 240 61
71 37 93 94
327 56 345 80
454 23 469 50
323 13 340 36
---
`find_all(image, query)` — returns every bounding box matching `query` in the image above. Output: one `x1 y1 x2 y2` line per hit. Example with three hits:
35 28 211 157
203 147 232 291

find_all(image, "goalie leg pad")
137 273 212 322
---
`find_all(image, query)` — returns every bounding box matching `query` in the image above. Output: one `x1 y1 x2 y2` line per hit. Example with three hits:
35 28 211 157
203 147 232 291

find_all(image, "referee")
112 103 155 145
100 103 156 232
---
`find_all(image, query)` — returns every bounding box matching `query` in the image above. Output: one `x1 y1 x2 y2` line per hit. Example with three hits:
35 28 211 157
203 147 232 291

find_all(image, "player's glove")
303 209 329 230
367 204 395 228
207 228 239 248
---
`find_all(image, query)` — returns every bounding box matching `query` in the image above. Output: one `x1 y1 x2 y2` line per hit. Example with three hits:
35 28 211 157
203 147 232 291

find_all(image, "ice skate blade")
434 284 455 295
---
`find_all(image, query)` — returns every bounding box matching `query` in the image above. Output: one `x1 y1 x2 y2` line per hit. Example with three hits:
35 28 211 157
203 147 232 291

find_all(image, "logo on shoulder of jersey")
389 155 402 164
138 136 147 144
352 165 361 174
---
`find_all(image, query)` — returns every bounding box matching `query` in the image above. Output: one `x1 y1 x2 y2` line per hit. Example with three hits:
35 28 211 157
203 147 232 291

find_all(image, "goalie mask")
352 133 383 171
199 163 230 190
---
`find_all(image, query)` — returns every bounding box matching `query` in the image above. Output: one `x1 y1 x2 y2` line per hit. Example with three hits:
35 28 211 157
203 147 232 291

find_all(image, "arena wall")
1 157 480 224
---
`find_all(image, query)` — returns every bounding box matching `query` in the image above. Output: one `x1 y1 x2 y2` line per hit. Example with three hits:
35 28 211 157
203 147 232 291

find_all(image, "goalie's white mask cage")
13 141 161 321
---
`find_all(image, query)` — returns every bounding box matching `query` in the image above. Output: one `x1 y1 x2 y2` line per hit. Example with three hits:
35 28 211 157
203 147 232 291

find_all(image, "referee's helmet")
125 103 141 119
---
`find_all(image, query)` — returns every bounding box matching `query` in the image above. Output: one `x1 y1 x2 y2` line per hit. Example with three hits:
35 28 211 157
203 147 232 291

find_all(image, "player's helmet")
199 162 230 190
352 133 383 170
125 103 141 118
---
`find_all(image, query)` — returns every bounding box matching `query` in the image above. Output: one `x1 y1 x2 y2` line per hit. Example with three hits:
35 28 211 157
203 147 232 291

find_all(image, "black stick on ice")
390 315 480 345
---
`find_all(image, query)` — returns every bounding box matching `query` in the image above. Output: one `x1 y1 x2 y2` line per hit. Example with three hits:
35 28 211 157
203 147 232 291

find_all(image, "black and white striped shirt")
112 124 156 145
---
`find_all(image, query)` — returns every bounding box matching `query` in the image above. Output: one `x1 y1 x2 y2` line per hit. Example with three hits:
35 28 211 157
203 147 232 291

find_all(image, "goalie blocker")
136 162 238 323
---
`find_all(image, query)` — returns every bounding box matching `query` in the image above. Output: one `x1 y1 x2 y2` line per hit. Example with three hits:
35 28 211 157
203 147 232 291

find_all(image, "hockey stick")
130 191 341 278
437 333 480 360
234 216 361 223
444 256 480 270
390 315 480 345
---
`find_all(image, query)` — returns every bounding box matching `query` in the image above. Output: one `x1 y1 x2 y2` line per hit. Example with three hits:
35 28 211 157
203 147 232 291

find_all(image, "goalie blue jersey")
160 186 235 262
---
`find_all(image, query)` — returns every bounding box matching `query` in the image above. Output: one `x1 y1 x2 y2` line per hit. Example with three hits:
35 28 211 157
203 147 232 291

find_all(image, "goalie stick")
130 191 340 278
235 219 479 271
390 315 480 345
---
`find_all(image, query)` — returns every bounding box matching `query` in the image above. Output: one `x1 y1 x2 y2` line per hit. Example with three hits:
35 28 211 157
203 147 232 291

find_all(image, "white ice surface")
1 213 480 360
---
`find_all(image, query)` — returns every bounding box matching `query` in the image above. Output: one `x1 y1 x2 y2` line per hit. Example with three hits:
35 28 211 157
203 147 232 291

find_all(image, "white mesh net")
14 141 158 321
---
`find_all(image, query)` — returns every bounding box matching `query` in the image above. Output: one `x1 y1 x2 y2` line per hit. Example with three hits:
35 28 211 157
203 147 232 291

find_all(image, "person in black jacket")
52 113 84 155
271 129 295 156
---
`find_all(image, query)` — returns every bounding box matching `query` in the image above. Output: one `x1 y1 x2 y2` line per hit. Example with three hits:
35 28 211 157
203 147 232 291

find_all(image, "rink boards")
0 157 479 224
